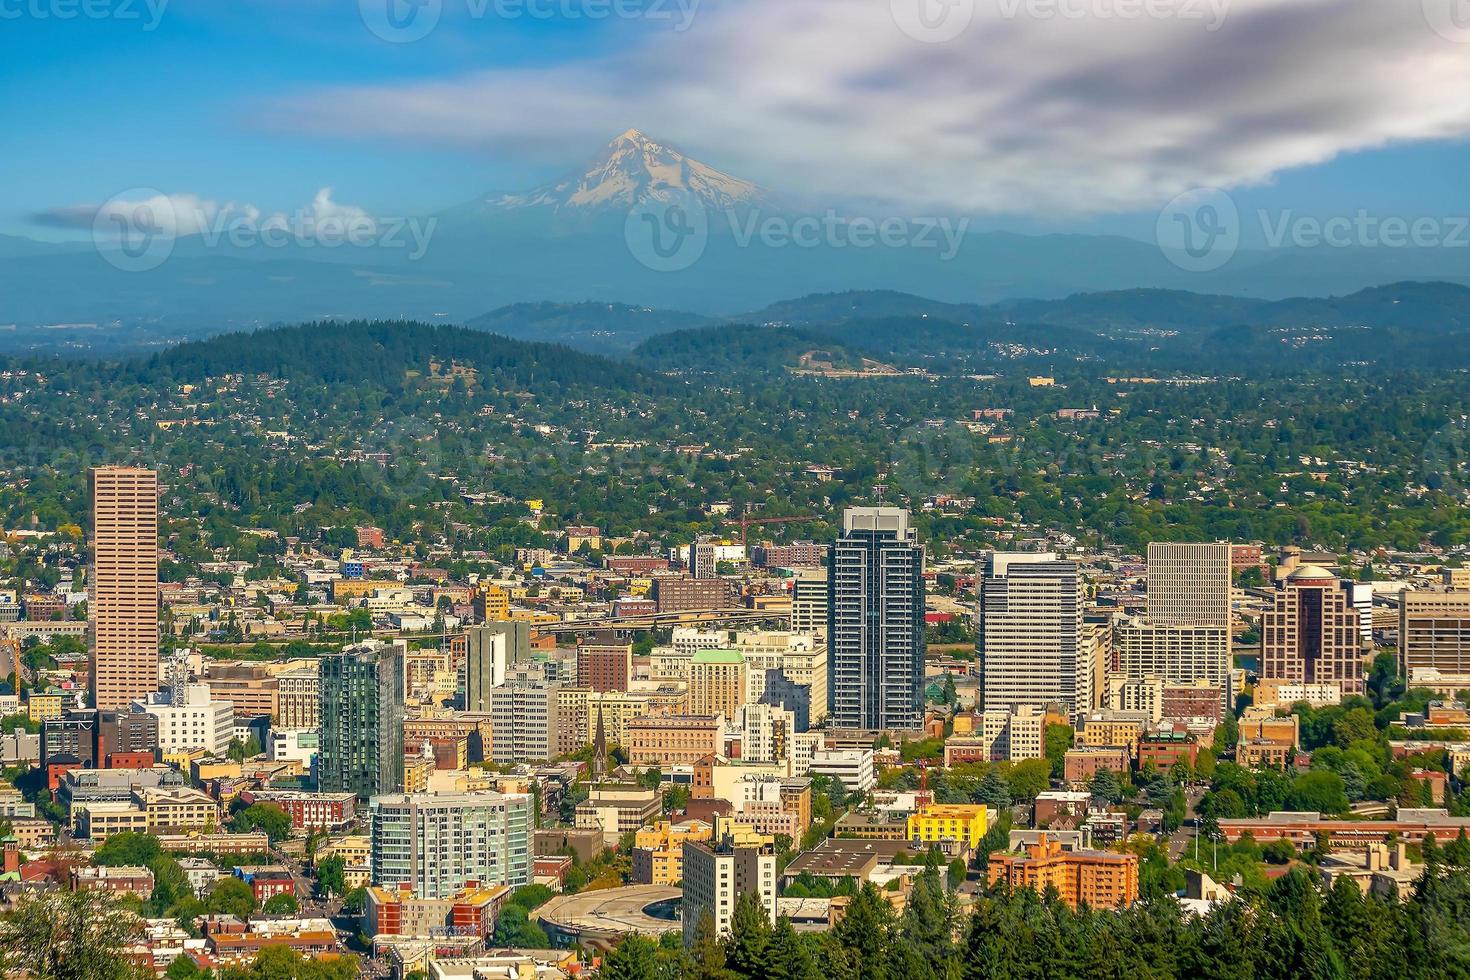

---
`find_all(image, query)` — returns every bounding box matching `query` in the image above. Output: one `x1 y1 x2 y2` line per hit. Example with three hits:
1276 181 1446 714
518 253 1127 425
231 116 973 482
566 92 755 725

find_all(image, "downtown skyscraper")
827 507 925 732
1145 541 1232 627
320 640 406 799
89 466 159 711
978 553 1097 714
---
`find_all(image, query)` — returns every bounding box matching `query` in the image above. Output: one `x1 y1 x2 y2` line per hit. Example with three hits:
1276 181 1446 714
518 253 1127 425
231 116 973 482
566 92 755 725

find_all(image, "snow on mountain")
479 129 771 215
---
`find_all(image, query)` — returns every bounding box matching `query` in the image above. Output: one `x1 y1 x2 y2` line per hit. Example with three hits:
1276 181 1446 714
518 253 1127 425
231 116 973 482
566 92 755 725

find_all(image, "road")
1167 786 1209 861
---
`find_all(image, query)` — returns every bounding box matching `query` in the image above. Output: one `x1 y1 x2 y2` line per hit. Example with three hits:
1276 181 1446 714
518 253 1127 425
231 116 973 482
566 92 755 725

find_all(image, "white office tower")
1146 542 1231 627
978 553 1087 714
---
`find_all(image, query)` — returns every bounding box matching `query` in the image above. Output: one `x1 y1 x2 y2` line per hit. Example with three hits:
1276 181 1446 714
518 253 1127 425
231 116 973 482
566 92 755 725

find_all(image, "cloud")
261 0 1470 216
34 188 378 239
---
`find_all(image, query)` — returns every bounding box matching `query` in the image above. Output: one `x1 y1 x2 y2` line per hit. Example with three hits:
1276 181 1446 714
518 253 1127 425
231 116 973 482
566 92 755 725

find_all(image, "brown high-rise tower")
89 466 159 711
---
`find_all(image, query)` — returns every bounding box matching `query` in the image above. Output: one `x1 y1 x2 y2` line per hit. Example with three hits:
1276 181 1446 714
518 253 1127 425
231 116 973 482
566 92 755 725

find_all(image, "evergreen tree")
832 883 893 980
599 934 658 980
687 911 735 980
766 917 819 980
975 768 1011 809
726 892 773 979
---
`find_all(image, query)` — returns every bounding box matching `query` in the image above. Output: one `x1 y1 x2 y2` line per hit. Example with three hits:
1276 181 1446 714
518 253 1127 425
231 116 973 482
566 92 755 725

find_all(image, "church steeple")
592 702 608 782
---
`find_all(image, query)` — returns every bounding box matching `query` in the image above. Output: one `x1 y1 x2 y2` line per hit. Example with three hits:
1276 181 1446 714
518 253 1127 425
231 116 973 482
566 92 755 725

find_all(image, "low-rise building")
239 790 357 831
987 834 1139 909
631 819 714 885
1063 747 1130 784
907 804 989 852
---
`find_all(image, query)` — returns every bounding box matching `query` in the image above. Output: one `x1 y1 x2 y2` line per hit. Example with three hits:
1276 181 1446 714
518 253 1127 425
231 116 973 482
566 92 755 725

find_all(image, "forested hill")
131 320 664 394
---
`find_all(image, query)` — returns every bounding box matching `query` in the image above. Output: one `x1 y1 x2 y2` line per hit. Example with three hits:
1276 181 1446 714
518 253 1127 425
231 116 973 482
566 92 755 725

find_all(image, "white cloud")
262 0 1470 216
37 188 377 240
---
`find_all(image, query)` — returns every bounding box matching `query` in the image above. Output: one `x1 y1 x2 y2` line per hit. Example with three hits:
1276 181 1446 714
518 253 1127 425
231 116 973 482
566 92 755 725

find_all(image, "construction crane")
721 513 819 548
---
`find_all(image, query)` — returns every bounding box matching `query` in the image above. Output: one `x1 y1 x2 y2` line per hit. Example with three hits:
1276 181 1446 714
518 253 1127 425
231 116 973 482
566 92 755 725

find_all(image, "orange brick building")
987 835 1139 909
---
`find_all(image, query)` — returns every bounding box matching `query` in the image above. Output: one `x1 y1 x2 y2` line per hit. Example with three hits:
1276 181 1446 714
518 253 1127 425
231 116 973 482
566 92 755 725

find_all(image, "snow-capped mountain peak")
483 130 770 215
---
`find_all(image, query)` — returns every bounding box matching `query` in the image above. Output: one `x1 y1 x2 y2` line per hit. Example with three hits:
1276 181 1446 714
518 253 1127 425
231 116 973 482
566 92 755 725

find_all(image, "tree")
206 876 257 919
687 910 734 980
975 768 1011 809
766 916 819 980
340 886 367 915
262 892 299 915
492 905 550 948
947 857 967 890
1290 770 1349 815
229 802 292 843
1007 759 1051 802
93 831 163 867
832 883 893 978
1089 768 1123 805
599 933 659 980
1332 708 1377 748
316 854 347 898
726 891 772 978
1044 724 1074 779
1263 838 1297 864
0 888 145 980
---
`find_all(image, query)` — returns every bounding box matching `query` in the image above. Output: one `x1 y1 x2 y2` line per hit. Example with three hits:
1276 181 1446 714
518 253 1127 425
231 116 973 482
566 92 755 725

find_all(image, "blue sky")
6 0 1470 243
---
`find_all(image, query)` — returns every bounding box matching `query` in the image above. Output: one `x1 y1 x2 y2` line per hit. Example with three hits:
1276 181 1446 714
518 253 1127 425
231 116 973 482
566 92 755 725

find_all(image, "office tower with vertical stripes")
978 554 1087 713
89 466 159 711
827 507 925 732
1146 541 1232 627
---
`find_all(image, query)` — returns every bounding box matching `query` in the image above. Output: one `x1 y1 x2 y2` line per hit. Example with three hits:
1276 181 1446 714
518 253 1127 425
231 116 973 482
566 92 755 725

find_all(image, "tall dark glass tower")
319 640 405 799
827 507 925 731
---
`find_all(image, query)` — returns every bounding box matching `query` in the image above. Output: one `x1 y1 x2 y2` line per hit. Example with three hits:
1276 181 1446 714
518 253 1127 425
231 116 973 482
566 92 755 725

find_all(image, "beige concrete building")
90 466 160 711
276 663 321 730
1399 591 1470 675
790 568 828 640
733 631 828 724
1146 542 1232 627
627 715 722 766
686 650 747 719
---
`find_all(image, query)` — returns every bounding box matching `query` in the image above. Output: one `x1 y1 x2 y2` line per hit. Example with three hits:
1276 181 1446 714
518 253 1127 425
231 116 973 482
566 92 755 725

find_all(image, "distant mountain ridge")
7 131 1470 337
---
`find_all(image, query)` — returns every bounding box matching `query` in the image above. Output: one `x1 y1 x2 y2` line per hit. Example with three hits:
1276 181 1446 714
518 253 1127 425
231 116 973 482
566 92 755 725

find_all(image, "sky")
5 0 1470 244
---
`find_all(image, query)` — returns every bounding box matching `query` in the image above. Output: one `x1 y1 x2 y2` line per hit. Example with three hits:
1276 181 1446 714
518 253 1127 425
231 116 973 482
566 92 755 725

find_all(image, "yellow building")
26 690 64 723
403 755 435 793
318 835 371 867
476 586 510 622
190 758 242 783
907 804 990 850
136 787 219 833
631 819 714 885
73 801 149 841
331 578 400 604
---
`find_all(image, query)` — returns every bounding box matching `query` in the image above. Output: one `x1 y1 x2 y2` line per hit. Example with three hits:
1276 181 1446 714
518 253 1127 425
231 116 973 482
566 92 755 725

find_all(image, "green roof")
691 649 746 665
